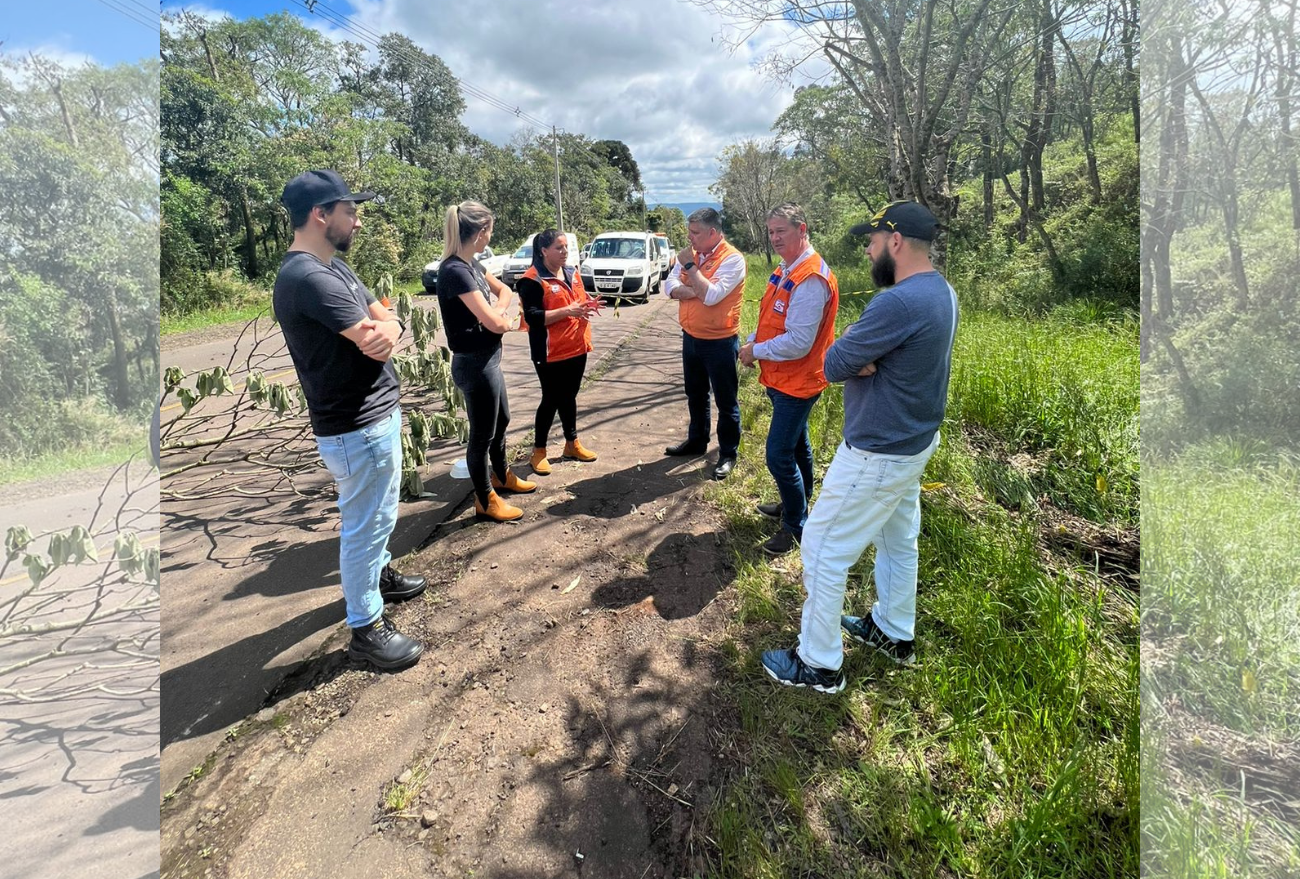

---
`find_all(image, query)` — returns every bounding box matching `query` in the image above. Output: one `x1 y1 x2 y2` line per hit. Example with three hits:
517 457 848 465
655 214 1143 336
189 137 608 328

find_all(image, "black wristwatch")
682 261 696 271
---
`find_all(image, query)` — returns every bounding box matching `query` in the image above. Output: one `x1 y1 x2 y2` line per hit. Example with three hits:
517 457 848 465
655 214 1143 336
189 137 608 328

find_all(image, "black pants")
682 331 740 458
534 353 586 447
452 347 510 506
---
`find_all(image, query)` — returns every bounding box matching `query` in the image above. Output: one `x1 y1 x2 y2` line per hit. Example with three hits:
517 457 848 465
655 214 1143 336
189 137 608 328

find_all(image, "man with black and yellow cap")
272 169 425 672
761 201 958 692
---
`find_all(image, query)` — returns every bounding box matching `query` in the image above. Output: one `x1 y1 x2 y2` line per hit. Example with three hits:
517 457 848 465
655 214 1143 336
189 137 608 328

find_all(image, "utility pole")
552 126 564 231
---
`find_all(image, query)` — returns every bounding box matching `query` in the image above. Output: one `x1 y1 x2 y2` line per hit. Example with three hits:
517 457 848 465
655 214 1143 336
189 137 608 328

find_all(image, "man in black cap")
272 169 425 670
761 200 958 692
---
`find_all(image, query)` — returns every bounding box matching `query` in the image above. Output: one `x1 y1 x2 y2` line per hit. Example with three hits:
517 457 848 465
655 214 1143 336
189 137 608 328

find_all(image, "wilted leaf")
561 575 581 595
921 482 945 492
49 533 70 567
6 525 34 561
24 553 49 585
1095 473 1108 493
144 547 161 587
70 525 97 563
1242 667 1258 694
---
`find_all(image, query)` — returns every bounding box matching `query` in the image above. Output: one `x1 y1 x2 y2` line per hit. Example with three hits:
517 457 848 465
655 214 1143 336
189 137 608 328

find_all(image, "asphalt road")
0 460 160 879
158 293 670 799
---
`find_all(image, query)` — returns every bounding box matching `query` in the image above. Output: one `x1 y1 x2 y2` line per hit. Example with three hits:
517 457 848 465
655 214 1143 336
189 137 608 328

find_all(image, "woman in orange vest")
517 228 602 474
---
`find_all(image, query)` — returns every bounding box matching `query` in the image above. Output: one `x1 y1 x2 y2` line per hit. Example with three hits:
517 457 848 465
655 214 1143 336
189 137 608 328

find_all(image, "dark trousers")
765 386 820 537
451 347 510 506
682 331 740 459
534 353 587 447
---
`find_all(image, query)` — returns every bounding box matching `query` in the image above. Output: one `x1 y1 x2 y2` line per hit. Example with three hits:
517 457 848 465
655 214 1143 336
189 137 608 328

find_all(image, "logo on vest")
773 298 787 314
549 284 560 293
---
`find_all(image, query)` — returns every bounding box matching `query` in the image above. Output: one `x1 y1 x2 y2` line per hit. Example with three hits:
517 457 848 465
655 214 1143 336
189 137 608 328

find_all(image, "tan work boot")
530 447 551 475
491 469 537 494
475 490 523 522
563 438 597 462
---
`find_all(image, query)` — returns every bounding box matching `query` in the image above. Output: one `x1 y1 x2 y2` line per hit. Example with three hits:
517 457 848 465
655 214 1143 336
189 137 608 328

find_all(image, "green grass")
699 259 1139 876
1142 449 1300 877
161 301 271 336
0 438 146 488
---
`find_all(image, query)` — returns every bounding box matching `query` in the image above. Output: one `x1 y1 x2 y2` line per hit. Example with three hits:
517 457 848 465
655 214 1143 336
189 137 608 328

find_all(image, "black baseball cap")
849 201 940 241
281 169 377 215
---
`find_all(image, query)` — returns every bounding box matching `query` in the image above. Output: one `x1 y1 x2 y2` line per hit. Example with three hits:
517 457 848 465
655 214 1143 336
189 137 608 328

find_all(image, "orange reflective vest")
520 265 594 362
755 252 839 399
678 240 745 340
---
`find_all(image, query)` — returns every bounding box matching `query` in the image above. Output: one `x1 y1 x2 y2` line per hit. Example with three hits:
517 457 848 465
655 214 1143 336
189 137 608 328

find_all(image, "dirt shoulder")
161 298 742 878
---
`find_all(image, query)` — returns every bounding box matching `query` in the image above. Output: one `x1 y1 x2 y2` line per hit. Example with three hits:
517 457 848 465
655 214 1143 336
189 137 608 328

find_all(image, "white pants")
797 435 939 671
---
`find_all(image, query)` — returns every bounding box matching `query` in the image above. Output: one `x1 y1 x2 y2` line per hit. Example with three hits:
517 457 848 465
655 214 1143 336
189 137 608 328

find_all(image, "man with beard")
272 169 425 671
761 201 958 692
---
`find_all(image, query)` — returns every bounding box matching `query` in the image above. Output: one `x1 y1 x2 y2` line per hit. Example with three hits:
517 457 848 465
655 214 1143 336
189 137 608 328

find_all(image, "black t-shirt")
272 251 400 437
437 255 503 354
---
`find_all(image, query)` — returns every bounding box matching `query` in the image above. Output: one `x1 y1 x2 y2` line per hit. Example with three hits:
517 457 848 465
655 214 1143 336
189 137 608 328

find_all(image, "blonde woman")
435 201 535 521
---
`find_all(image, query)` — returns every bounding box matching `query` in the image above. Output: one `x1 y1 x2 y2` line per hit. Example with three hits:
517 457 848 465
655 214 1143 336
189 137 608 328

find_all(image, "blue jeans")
314 407 402 628
765 386 819 537
682 332 740 458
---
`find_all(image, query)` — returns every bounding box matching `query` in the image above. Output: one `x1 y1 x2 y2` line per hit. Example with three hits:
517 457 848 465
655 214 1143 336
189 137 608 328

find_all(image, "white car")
579 231 660 301
501 232 581 288
653 235 674 280
421 246 508 294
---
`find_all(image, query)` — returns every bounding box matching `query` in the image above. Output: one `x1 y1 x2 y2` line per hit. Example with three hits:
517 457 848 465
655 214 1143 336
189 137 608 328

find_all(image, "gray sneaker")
756 501 783 521
841 615 915 666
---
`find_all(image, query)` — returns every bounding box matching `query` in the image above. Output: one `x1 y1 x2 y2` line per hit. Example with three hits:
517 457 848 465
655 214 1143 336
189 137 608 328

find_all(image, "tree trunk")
1081 112 1101 204
982 126 995 231
52 81 79 149
1122 0 1139 142
1222 186 1250 309
239 187 259 279
104 291 131 411
1026 0 1057 214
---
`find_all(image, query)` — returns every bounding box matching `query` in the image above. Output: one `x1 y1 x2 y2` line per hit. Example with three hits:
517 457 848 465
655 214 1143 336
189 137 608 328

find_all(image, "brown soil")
161 301 743 878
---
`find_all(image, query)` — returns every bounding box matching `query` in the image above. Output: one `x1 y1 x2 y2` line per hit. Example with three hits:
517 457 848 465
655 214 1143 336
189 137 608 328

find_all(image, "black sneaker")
379 565 426 603
841 615 915 666
760 647 845 693
761 529 798 557
348 615 424 670
756 501 783 521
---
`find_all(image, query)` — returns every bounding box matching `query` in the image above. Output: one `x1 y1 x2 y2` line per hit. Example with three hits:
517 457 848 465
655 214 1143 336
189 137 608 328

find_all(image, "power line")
91 0 159 30
119 0 162 16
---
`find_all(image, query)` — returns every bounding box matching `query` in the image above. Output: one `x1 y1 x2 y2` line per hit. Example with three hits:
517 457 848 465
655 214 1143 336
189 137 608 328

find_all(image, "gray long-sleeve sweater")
824 270 959 455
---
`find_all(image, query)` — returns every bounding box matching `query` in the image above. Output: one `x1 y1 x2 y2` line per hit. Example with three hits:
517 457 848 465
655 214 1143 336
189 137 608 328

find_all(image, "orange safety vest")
678 240 745 340
519 265 594 362
755 251 840 399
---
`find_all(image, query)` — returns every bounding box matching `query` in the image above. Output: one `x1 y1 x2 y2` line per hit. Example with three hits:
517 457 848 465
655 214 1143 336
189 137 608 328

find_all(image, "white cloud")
0 42 98 84
303 0 833 203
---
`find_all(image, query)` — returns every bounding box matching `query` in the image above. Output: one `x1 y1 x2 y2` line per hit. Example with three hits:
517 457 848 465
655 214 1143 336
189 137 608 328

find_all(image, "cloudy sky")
161 0 831 204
